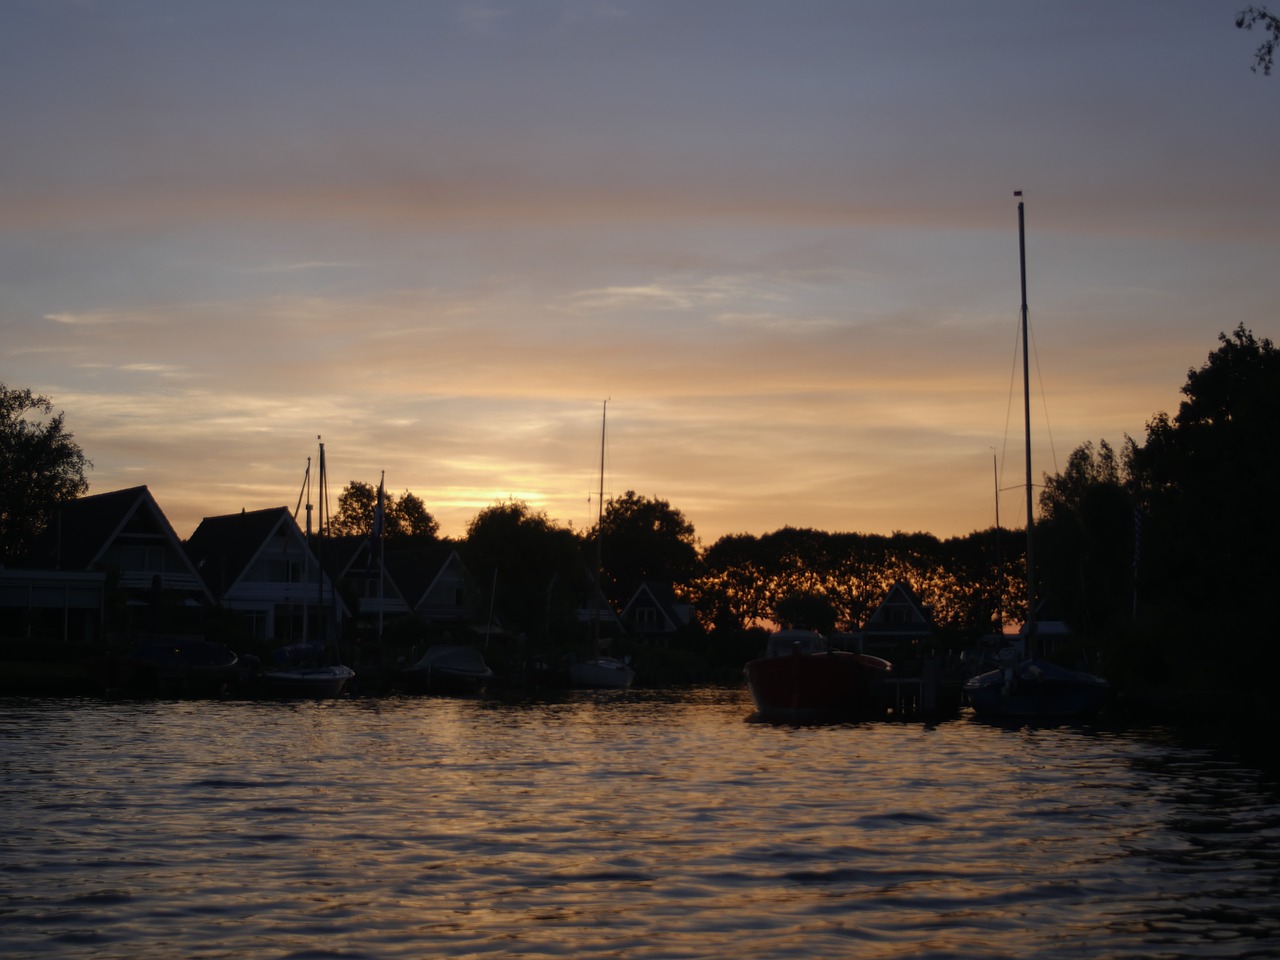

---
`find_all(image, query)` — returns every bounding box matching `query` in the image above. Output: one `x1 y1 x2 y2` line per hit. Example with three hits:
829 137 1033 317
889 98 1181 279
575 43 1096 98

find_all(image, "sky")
3 1 1277 547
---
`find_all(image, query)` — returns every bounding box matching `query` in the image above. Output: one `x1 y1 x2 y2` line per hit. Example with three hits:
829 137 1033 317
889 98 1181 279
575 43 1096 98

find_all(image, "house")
9 486 214 640
859 580 936 659
185 506 348 644
333 537 490 635
620 581 695 645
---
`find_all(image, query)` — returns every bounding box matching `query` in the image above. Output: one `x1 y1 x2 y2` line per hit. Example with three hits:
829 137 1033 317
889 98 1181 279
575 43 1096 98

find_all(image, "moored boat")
260 663 356 699
254 440 356 700
94 635 239 697
569 655 634 690
744 629 892 721
965 194 1108 721
964 657 1108 720
401 644 493 695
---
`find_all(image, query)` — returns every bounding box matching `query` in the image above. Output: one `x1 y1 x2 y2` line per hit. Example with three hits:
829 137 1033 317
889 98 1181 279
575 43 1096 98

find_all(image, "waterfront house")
334 537 491 635
185 506 348 644
620 581 695 645
859 580 936 660
7 486 214 642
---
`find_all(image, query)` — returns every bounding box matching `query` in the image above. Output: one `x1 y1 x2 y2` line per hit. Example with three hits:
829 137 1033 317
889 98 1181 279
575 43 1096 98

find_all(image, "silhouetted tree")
1129 326 1280 684
1238 6 1280 74
330 480 439 540
0 383 90 562
461 499 586 643
774 591 838 634
598 490 698 603
1036 438 1137 638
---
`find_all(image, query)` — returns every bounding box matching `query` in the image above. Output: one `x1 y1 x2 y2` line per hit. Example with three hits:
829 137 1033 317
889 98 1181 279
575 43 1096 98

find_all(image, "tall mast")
1018 195 1037 655
317 437 327 647
593 400 607 652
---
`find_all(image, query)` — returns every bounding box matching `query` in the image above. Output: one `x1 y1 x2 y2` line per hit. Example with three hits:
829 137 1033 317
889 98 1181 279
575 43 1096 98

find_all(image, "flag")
373 472 385 542
366 472 385 578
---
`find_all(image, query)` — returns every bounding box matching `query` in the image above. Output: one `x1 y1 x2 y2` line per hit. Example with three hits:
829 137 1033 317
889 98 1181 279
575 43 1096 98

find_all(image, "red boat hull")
745 650 891 721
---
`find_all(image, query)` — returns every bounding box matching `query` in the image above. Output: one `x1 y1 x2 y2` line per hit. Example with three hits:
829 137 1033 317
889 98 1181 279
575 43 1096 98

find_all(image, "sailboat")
261 439 356 698
964 195 1109 721
569 401 635 690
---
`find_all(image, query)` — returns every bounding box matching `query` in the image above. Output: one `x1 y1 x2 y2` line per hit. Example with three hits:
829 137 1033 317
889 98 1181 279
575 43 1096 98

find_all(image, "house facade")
4 486 214 644
185 506 348 644
620 582 695 644
859 580 936 659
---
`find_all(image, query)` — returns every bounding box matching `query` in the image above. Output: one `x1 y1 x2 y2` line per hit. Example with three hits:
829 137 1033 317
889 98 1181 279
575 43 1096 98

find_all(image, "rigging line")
1025 308 1061 477
293 456 310 522
1000 310 1022 503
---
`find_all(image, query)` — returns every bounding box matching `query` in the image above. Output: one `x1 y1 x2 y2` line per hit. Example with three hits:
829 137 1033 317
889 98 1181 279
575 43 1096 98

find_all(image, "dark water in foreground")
2 689 1279 959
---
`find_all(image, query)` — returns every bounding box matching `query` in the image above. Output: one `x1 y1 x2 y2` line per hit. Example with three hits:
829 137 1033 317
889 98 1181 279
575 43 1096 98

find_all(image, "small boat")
256 440 356 700
964 657 1108 720
94 636 239 697
569 655 635 690
260 663 356 699
744 629 892 722
571 400 635 691
964 194 1108 721
401 644 493 695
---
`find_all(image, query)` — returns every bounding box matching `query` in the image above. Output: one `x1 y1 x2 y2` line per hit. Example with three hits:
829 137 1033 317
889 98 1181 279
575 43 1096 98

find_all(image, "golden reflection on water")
2 692 1279 959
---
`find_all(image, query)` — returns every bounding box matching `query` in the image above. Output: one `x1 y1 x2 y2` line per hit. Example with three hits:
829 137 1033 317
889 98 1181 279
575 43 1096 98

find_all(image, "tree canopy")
329 480 439 540
0 383 91 563
597 490 699 604
1238 6 1280 74
461 499 588 643
1131 325 1280 629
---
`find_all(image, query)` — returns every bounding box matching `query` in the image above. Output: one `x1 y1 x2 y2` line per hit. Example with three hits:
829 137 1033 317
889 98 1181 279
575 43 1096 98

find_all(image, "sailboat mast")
1018 196 1037 656
593 400 607 650
317 437 327 646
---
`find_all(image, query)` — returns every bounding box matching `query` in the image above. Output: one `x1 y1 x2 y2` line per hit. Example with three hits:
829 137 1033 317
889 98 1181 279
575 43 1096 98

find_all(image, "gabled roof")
185 506 350 617
22 486 160 569
19 485 214 603
185 506 294 595
861 580 935 634
384 542 468 610
621 581 693 632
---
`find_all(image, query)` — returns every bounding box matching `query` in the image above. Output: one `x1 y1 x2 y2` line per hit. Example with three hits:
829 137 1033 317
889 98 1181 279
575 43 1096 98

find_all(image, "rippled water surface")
2 689 1279 959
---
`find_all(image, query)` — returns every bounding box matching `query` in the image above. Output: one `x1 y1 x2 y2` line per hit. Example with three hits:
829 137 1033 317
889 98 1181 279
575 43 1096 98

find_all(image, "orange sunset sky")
4 1 1277 545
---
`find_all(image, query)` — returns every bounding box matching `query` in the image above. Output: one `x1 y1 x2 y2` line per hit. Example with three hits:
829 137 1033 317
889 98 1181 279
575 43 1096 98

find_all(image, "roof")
184 506 294 595
861 580 936 634
17 485 214 603
21 485 158 569
621 581 693 632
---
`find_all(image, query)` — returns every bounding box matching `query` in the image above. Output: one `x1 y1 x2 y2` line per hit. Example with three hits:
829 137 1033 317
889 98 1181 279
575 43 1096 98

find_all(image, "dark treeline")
3 326 1277 709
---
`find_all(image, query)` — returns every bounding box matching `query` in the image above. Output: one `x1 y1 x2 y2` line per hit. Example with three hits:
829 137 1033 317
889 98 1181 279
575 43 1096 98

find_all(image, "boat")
93 635 239 697
569 655 634 690
259 657 356 699
744 628 892 722
569 400 635 690
401 644 493 695
964 194 1109 721
260 439 356 699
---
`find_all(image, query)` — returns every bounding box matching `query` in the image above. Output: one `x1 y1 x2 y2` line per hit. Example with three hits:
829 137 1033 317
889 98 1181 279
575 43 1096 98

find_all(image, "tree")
0 383 90 562
598 490 699 603
1238 6 1280 74
393 490 439 539
1036 439 1137 637
1129 326 1280 680
329 480 438 540
461 499 587 643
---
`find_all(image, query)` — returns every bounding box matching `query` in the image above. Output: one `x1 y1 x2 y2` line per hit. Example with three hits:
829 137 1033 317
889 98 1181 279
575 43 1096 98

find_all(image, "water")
2 689 1279 959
